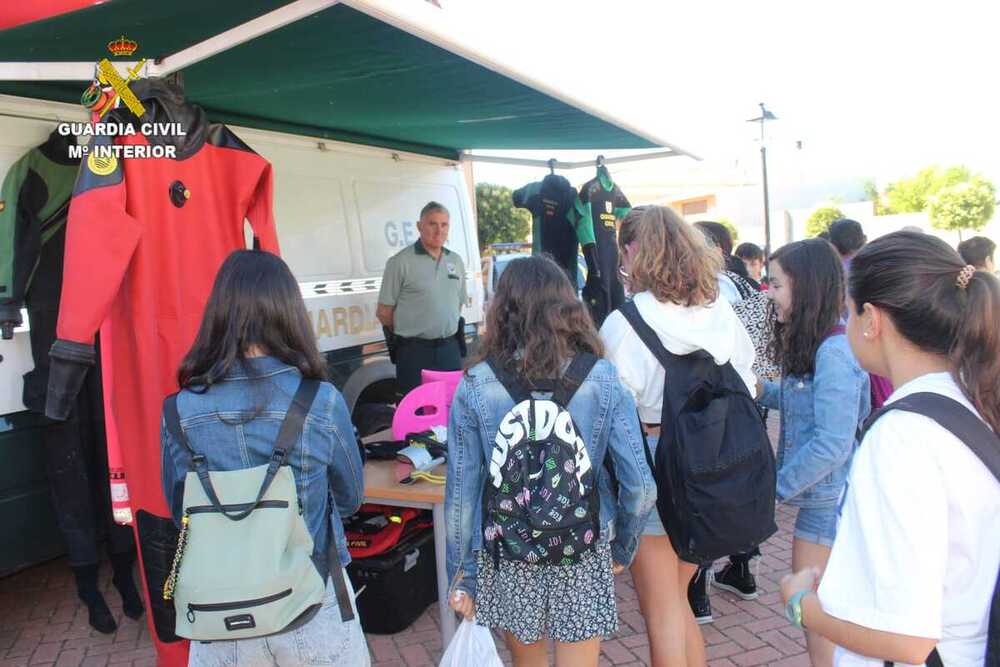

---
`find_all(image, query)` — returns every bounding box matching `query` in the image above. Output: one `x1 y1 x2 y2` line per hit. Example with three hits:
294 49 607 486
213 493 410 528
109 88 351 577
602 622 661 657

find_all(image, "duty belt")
397 336 452 349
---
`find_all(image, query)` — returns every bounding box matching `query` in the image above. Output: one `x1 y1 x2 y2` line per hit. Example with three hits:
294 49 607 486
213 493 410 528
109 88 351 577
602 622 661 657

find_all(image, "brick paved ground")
1 419 808 666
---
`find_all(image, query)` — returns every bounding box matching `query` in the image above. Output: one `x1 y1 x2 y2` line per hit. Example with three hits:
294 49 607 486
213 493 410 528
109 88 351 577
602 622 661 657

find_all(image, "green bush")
805 207 845 238
475 183 531 251
928 177 997 235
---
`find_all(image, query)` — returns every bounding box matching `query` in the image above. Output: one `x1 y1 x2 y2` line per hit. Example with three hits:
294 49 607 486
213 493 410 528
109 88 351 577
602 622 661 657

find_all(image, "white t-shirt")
818 372 1000 667
599 291 756 423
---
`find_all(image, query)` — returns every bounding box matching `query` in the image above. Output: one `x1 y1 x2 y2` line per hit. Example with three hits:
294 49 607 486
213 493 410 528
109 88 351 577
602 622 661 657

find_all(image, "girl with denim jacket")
446 255 656 667
602 207 756 667
160 251 369 667
758 238 870 667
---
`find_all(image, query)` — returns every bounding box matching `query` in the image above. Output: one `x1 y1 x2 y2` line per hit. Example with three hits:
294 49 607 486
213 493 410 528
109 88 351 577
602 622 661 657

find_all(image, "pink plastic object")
421 369 463 406
392 380 451 441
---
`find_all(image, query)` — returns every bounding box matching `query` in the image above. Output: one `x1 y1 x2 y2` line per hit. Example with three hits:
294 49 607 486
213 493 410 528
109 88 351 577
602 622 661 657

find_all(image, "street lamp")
747 103 777 260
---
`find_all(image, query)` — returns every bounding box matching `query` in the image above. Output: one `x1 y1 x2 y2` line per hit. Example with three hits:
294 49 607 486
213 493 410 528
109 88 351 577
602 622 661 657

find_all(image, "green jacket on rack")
0 131 80 333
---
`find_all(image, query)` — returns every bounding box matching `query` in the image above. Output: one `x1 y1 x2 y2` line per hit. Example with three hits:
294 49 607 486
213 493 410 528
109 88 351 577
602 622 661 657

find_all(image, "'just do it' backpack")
482 354 601 567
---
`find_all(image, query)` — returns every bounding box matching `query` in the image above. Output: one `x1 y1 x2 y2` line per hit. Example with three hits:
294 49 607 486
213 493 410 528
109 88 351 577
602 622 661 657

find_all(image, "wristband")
785 590 811 629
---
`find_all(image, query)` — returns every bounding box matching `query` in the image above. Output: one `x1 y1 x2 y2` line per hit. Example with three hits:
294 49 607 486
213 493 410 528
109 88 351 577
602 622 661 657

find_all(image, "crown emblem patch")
107 35 139 57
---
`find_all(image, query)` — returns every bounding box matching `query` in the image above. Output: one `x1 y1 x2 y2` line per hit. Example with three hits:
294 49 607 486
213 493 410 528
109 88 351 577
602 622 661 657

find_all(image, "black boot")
712 552 759 600
687 566 714 625
72 564 117 634
110 552 144 620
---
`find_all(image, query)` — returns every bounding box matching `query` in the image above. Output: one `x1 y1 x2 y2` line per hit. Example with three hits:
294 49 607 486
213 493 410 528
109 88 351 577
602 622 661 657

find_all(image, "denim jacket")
445 358 657 598
160 356 365 578
759 334 871 508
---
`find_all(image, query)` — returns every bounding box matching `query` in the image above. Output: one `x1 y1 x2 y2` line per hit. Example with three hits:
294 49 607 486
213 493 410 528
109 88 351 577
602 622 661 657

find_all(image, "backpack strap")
163 392 195 465
866 392 1000 667
860 393 1000 476
618 300 681 374
163 378 321 522
327 493 355 623
486 357 534 403
884 655 945 667
553 352 598 405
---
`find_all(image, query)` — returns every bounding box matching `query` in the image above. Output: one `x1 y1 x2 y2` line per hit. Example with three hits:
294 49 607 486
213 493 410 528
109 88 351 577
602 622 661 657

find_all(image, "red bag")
344 504 432 559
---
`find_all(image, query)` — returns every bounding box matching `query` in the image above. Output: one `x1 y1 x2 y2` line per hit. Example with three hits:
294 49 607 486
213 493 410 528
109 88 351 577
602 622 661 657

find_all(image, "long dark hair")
178 250 327 388
768 239 845 376
472 255 603 380
849 231 1000 432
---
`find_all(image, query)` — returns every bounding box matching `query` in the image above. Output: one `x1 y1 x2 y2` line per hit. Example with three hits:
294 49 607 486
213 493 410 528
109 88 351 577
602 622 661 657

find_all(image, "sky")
418 0 1000 192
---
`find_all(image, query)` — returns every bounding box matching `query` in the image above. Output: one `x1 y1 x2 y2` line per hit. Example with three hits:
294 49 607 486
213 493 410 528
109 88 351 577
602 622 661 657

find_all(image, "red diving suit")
45 78 279 665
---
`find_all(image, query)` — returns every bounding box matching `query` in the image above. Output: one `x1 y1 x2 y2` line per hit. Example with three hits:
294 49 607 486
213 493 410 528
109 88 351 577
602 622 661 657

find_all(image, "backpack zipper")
186 588 293 623
186 500 289 515
488 511 592 533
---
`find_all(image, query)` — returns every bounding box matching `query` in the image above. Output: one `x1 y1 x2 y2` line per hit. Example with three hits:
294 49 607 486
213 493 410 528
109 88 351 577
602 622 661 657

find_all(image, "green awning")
0 1 665 159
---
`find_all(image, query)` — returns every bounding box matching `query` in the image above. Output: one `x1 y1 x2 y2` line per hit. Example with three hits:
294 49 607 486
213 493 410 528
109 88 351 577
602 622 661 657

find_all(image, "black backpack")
619 301 777 563
483 354 601 567
865 393 1000 667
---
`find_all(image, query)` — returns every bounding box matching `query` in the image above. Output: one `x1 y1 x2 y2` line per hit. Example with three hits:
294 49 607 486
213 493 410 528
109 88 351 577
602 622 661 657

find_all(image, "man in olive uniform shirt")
377 201 466 395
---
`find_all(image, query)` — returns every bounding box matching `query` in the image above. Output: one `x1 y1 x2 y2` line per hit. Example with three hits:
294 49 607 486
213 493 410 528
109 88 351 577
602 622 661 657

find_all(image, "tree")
884 165 972 213
927 177 997 238
718 217 739 243
475 183 531 251
805 206 845 238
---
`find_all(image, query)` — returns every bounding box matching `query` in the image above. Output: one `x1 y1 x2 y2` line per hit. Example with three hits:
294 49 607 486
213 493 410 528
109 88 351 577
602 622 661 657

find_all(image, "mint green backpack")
161 379 354 641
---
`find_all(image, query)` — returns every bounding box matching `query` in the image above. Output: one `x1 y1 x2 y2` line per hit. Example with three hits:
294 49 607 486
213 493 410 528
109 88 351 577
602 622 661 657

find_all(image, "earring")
863 331 872 338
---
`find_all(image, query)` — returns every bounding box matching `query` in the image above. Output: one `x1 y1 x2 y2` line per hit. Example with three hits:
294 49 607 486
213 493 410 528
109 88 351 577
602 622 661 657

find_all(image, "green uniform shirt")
378 240 466 339
0 135 80 323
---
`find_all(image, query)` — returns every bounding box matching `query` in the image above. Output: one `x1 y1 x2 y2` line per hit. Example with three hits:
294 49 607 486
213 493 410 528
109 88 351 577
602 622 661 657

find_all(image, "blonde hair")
627 206 721 306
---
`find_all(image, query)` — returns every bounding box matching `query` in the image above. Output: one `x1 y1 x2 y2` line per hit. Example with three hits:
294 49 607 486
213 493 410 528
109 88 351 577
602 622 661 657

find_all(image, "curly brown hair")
627 206 721 306
471 255 603 380
618 206 646 250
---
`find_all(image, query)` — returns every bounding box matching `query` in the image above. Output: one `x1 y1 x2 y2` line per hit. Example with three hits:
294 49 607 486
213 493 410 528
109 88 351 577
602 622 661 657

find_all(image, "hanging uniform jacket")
0 132 80 409
44 79 279 666
512 174 591 285
0 133 79 327
0 132 136 574
571 167 631 326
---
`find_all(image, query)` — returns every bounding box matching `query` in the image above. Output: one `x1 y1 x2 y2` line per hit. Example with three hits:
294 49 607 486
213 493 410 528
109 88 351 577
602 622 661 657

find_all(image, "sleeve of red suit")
46 135 142 420
248 162 279 253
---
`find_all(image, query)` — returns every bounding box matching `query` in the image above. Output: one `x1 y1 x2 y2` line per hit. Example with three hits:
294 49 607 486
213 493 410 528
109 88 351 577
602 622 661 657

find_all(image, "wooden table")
362 459 455 645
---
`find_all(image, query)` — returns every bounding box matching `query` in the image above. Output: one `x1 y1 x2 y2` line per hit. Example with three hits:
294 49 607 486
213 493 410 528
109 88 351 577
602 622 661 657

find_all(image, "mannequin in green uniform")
0 131 142 633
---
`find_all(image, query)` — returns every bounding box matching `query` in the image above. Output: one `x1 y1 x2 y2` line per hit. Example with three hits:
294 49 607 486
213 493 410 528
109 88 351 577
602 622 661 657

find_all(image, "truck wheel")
353 403 395 438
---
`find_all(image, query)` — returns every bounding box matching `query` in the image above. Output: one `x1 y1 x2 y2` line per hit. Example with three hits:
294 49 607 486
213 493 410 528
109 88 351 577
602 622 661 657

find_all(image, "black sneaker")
711 558 759 600
688 566 713 625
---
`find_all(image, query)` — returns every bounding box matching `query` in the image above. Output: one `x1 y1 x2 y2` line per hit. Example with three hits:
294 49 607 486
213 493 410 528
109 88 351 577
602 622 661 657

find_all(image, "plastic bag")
438 618 503 667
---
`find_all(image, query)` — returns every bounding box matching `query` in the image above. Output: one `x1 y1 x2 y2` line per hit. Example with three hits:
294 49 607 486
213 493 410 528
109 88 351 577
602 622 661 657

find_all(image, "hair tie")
956 264 976 290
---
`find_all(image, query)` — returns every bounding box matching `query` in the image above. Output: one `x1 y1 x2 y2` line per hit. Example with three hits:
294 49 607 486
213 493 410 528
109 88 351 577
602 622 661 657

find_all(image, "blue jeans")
187 571 370 667
793 506 839 547
642 436 667 536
